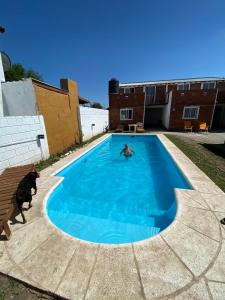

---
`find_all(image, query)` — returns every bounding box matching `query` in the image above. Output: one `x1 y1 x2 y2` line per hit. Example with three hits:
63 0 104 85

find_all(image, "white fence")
79 107 109 141
0 115 49 174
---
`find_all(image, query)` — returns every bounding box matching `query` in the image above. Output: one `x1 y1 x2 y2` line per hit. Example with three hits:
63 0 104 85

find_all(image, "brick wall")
169 90 217 130
109 93 145 130
0 116 49 174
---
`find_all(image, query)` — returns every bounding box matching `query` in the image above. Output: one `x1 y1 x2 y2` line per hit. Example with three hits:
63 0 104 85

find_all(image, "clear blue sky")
1 0 225 106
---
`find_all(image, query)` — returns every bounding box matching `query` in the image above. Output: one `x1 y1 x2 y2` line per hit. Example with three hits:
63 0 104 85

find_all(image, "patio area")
0 134 225 300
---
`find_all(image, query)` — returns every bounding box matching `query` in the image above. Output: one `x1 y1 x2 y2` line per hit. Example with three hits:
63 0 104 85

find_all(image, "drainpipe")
210 88 218 130
142 89 146 127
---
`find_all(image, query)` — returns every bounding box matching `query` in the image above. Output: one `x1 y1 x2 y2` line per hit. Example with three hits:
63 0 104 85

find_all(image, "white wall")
0 115 49 174
162 91 173 129
79 106 109 141
1 78 38 116
0 52 5 117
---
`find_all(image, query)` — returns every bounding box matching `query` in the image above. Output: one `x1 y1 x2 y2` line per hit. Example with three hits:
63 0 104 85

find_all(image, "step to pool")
48 210 161 243
50 205 157 227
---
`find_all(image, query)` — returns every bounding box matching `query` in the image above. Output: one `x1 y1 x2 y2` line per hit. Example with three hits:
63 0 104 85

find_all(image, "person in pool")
120 144 135 157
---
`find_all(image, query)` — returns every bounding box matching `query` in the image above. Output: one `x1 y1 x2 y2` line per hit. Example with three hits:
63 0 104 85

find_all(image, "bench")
0 164 36 240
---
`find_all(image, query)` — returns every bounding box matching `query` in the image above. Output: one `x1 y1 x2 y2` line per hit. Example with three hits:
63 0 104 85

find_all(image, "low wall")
0 115 49 174
79 107 109 141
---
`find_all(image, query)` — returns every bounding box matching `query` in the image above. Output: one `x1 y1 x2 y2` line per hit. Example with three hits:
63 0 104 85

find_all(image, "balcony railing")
145 92 169 106
145 94 155 105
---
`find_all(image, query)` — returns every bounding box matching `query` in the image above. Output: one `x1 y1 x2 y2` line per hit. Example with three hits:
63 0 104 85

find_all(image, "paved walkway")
0 134 225 299
165 131 225 144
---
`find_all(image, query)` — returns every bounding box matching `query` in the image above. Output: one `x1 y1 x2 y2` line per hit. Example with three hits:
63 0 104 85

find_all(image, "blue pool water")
47 135 192 244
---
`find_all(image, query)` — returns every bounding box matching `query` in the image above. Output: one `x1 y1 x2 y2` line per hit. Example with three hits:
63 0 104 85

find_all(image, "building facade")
2 78 81 155
109 77 225 131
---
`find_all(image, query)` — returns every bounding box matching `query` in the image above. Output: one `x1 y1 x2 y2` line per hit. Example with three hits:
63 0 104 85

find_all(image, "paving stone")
5 218 54 264
176 204 220 241
168 279 210 300
8 265 39 288
133 236 193 299
208 281 225 300
21 234 76 293
190 180 224 195
36 176 60 189
162 221 219 276
0 241 14 274
175 189 209 209
206 240 225 282
200 193 225 212
85 244 143 300
214 211 225 239
56 242 98 299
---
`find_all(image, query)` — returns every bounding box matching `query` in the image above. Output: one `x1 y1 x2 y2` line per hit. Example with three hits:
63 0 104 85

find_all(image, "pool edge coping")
2 132 224 299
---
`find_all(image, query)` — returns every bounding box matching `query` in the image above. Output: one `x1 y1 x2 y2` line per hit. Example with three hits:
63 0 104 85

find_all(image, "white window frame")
182 106 200 120
201 82 216 90
124 87 135 94
177 83 190 91
120 108 133 120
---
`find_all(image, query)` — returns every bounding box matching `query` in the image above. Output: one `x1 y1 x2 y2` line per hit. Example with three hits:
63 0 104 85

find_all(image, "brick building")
109 77 225 131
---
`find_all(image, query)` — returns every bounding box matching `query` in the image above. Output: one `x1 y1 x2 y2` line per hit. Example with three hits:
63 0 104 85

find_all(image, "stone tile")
162 221 219 276
5 218 55 264
9 215 41 233
176 204 220 241
214 212 225 239
208 281 225 300
21 234 76 293
9 265 39 288
190 180 224 195
200 193 225 212
133 236 193 299
0 241 14 273
168 279 210 300
85 244 143 300
206 240 225 282
39 166 55 177
36 175 60 189
175 189 209 209
56 242 98 299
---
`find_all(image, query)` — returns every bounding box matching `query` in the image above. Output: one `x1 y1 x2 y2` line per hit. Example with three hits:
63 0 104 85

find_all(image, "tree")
91 102 103 109
25 68 43 81
4 63 43 81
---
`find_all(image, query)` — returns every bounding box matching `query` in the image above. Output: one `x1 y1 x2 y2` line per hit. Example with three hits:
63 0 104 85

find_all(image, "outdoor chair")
115 124 124 133
199 122 209 133
136 122 145 133
184 121 193 132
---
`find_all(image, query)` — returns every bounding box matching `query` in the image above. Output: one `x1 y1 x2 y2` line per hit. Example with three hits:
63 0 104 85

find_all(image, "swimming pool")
46 135 192 244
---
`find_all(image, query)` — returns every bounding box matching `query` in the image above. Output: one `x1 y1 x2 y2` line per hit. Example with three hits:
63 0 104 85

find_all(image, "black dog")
16 171 40 223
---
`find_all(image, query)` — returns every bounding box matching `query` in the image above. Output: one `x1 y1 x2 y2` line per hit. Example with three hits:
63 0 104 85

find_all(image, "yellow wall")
34 79 80 155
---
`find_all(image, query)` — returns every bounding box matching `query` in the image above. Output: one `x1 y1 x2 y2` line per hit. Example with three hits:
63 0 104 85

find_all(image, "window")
201 82 216 90
124 87 135 94
183 106 200 119
177 83 190 91
120 108 133 120
145 86 156 95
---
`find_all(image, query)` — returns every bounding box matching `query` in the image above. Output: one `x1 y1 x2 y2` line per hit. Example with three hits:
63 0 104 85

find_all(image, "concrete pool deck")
1 133 225 299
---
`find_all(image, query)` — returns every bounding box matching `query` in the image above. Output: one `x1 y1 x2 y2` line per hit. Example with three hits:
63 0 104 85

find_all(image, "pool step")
108 211 156 227
48 210 161 243
50 205 157 227
147 209 166 217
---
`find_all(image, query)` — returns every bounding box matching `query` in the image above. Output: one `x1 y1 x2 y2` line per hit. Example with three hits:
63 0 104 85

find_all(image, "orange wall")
34 79 80 155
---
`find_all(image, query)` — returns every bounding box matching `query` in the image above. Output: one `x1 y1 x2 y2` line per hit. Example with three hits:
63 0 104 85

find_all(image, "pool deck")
1 133 225 299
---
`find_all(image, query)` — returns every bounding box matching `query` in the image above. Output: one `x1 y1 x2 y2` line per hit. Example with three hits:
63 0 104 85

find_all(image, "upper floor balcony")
144 90 169 106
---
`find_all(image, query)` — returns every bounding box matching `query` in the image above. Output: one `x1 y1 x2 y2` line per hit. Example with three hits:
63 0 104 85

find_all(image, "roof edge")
120 77 225 87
